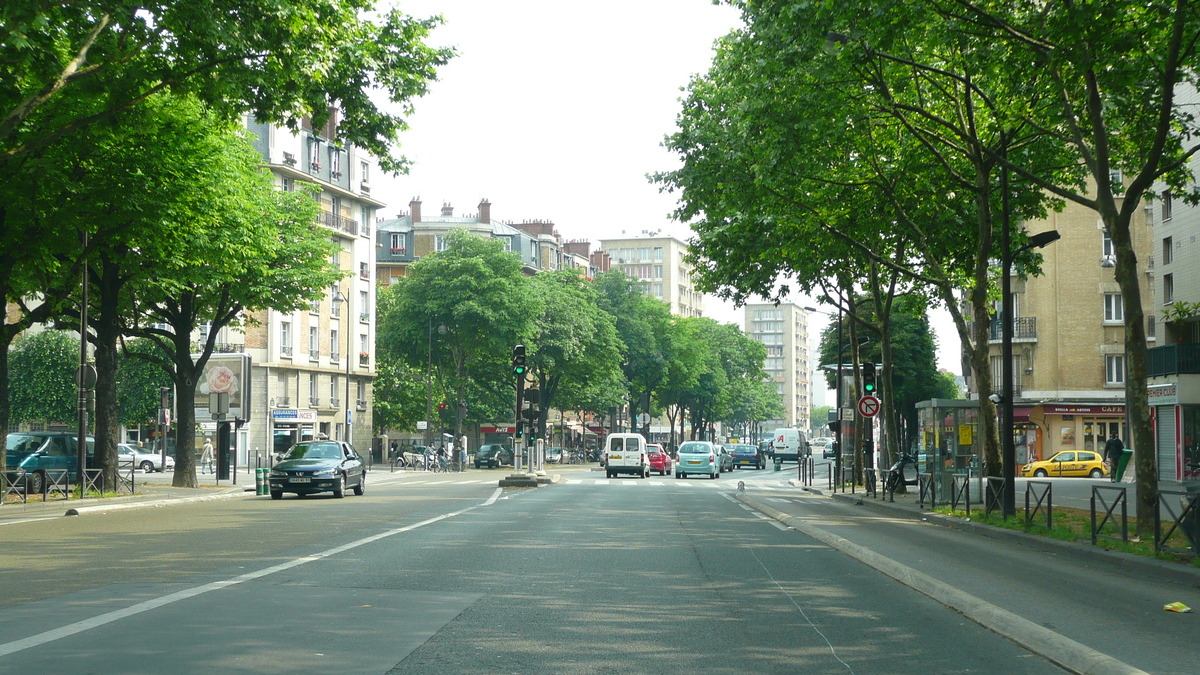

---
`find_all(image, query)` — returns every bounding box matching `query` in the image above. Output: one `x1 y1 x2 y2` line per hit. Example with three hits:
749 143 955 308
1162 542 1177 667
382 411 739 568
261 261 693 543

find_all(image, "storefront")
1029 403 1126 462
1148 381 1200 486
270 408 317 458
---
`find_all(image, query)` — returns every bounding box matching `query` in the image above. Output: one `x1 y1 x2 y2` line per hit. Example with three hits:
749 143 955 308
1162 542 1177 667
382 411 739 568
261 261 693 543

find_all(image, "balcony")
214 342 244 354
359 353 369 366
989 316 1037 342
359 312 369 323
309 396 321 408
309 348 319 360
330 351 340 363
317 210 359 237
1148 343 1200 376
330 398 341 408
281 345 293 357
356 399 368 411
276 396 291 407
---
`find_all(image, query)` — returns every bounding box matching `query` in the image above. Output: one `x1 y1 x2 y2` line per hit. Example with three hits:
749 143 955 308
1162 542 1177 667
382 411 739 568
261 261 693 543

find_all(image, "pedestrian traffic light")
516 420 525 439
863 362 877 394
523 388 539 404
512 344 527 375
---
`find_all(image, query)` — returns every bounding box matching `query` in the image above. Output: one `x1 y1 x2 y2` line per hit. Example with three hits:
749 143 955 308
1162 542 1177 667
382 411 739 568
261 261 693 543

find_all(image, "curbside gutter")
736 492 1151 675
63 488 252 516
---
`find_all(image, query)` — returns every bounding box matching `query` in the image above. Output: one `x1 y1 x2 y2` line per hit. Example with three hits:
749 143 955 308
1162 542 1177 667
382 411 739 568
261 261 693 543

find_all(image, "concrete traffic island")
497 472 559 487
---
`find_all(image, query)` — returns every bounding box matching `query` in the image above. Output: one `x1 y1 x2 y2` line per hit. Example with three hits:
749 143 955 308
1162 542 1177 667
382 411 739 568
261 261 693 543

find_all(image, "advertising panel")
194 354 251 421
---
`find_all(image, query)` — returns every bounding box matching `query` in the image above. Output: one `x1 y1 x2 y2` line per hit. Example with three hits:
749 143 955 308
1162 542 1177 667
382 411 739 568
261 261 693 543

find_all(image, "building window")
330 329 340 361
359 262 370 279
281 176 294 192
654 247 663 262
1163 237 1173 265
435 235 447 252
1105 354 1125 385
359 333 368 357
309 374 319 405
1164 273 1174 303
390 233 404 251
1163 190 1173 221
502 236 513 252
359 290 369 322
1102 232 1114 259
308 326 318 357
1104 293 1123 323
280 321 292 356
310 297 320 314
360 160 369 184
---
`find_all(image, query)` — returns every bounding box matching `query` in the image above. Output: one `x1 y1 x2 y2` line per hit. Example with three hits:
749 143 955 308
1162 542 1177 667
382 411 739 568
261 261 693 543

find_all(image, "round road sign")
857 396 880 418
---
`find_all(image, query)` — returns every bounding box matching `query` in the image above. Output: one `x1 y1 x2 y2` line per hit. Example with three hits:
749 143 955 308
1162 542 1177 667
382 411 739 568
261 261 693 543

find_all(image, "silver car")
119 443 175 473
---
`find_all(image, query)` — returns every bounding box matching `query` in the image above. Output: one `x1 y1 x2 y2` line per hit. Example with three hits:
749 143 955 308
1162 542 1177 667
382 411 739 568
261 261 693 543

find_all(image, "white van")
770 428 809 463
603 433 650 479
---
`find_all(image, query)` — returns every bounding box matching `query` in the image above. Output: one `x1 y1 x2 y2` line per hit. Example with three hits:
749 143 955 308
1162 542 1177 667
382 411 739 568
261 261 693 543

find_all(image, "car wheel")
1090 468 1103 479
353 474 365 496
29 471 45 495
333 474 346 498
140 461 155 473
606 471 613 479
270 490 283 500
1034 469 1048 478
677 472 683 479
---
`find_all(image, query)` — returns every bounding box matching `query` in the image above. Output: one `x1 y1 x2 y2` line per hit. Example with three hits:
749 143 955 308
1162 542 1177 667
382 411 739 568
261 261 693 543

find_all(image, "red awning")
1013 407 1033 422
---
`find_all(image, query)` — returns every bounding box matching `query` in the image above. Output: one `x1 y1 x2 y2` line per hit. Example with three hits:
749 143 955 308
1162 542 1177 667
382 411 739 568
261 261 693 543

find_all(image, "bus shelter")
915 399 982 504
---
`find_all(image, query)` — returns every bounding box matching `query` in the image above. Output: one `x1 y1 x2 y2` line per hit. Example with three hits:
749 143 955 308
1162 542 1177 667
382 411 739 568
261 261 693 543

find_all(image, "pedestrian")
389 440 398 461
1104 431 1124 482
201 437 215 474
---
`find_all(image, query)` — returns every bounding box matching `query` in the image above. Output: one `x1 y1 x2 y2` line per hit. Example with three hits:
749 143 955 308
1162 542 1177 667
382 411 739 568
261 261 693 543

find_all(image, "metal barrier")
985 477 1004 518
827 463 834 489
918 472 935 509
44 470 71 501
950 473 970 513
1025 481 1053 529
82 467 136 496
880 469 896 501
2 470 28 504
841 465 855 493
797 456 814 487
1154 489 1199 555
1090 485 1128 545
864 468 877 498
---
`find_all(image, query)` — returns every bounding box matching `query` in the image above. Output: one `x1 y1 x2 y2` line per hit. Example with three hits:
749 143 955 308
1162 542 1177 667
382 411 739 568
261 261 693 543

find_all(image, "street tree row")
1 0 452 487
375 229 783 447
656 0 1200 536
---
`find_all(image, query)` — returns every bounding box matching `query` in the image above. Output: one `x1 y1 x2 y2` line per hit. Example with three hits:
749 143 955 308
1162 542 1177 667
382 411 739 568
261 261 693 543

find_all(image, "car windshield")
734 446 756 453
678 442 712 454
284 442 343 460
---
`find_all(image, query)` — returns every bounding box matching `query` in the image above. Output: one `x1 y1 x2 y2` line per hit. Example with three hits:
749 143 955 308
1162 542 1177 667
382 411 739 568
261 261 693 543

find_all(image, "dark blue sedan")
268 441 365 499
730 444 765 470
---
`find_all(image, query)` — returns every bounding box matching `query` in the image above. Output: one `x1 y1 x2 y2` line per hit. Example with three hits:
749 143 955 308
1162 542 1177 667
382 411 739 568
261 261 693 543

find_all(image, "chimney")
441 202 454 216
478 198 491 224
409 197 422 223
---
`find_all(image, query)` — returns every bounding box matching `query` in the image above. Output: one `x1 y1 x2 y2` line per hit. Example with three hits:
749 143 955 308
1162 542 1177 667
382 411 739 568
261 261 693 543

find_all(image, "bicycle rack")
880 469 895 502
1090 485 1128 545
985 477 1004 518
44 470 71 501
950 473 970 513
864 468 877 498
1025 481 1053 529
2 470 27 504
918 472 935 509
1154 489 1199 555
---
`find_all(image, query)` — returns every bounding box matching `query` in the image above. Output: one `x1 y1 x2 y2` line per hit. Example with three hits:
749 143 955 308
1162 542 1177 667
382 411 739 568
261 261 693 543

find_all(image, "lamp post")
425 318 447 448
333 291 352 445
999 132 1061 516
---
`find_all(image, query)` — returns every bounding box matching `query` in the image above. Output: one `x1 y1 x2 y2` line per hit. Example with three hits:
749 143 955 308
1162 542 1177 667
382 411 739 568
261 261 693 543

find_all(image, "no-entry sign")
858 396 880 418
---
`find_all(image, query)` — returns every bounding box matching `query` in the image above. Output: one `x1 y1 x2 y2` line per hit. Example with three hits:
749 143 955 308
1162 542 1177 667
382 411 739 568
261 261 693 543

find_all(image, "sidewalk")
0 478 250 524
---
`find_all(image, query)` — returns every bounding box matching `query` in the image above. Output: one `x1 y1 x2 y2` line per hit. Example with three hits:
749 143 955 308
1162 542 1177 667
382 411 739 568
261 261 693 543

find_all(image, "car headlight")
269 469 287 477
314 468 338 477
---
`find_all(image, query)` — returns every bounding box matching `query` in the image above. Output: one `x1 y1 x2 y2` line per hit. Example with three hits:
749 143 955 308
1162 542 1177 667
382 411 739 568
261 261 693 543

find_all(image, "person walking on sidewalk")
1104 431 1124 482
201 438 215 475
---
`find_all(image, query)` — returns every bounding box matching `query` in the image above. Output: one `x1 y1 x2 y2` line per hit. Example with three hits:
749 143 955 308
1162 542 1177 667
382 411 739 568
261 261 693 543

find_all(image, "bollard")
255 468 266 495
774 457 782 472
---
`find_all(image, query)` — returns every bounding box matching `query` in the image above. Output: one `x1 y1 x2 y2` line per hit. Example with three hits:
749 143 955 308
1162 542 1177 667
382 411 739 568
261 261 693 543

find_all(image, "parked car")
475 444 513 469
730 444 765 470
716 445 735 472
647 443 673 476
5 432 95 494
823 443 839 459
676 441 721 479
545 447 563 463
268 440 365 499
118 443 174 473
1021 451 1107 478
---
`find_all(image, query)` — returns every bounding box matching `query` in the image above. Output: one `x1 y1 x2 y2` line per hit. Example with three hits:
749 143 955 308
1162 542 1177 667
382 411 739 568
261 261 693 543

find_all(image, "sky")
377 0 960 396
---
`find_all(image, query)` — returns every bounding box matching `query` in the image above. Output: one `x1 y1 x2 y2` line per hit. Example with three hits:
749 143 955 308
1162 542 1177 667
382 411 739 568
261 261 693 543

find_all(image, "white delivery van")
603 433 650 479
770 428 809 463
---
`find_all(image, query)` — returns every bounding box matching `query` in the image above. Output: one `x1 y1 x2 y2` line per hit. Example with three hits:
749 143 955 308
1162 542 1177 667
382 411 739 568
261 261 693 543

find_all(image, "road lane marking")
594 480 609 485
0 496 498 658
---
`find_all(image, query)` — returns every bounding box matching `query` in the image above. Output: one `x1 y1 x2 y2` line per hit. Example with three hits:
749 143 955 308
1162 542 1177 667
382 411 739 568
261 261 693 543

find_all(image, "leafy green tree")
527 270 624 440
377 229 536 441
593 271 674 426
370 353 431 437
8 330 77 426
810 406 833 435
115 339 174 429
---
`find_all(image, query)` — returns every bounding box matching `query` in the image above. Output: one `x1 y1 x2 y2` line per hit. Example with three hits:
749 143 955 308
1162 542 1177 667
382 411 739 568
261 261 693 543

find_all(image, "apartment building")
976 177 1154 466
237 114 381 460
598 234 704 318
744 303 811 431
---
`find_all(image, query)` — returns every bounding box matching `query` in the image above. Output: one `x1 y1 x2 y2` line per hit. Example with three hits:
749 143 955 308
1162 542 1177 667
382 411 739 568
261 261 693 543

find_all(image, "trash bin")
255 468 267 495
774 457 782 471
1114 448 1133 482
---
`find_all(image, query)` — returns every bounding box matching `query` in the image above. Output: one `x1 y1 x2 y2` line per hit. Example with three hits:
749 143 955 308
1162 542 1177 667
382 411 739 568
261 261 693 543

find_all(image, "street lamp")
426 318 446 448
332 291 352 444
1000 131 1061 516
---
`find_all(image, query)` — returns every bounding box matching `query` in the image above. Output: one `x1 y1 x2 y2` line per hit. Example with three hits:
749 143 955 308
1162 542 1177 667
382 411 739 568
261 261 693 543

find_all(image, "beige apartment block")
598 234 704 318
744 303 811 431
981 179 1153 464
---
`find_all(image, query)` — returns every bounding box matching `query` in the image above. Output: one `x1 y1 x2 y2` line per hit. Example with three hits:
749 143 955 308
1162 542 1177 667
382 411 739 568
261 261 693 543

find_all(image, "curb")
63 488 252 516
825 491 1200 587
735 492 1150 675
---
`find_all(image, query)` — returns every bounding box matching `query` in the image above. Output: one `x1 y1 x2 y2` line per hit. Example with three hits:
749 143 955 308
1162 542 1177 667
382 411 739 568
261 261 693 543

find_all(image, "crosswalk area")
366 471 799 493
563 478 792 491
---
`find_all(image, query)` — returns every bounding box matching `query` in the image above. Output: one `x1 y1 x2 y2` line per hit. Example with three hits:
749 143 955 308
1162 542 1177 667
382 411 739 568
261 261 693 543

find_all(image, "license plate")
688 460 702 465
290 476 311 483
610 455 622 460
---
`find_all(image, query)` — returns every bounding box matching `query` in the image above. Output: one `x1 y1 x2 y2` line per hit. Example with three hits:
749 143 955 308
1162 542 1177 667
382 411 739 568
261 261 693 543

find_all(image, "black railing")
317 210 359 236
989 316 1037 341
1148 343 1200 376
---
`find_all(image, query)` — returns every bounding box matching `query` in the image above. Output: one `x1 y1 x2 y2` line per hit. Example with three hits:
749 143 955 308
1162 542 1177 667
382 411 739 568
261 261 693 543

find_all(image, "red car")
647 444 673 476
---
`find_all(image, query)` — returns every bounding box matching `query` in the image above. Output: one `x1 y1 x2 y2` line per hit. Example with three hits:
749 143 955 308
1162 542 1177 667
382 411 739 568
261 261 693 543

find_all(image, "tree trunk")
92 257 124 489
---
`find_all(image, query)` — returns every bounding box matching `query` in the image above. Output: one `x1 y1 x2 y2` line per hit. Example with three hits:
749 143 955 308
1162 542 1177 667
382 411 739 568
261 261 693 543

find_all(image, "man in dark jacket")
1104 432 1124 482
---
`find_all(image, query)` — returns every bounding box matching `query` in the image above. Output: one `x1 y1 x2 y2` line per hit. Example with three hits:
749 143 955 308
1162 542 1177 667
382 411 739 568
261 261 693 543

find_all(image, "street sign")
346 409 353 426
840 407 854 421
857 396 880 418
417 420 428 430
638 413 650 425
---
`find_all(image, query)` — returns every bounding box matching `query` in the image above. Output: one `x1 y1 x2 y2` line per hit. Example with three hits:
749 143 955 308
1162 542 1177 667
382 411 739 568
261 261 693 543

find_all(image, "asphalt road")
0 464 1081 674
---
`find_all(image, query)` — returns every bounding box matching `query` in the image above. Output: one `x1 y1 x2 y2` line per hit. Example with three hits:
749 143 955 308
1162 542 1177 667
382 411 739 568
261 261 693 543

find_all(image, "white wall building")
744 303 811 431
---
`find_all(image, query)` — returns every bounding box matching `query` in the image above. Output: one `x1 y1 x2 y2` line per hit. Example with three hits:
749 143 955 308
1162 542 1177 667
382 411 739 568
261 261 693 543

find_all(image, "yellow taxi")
1021 450 1108 478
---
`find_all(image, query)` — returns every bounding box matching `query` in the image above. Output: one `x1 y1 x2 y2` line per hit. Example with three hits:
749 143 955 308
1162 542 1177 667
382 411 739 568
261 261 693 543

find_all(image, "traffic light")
523 388 539 404
512 344 527 376
516 420 525 439
863 362 877 394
